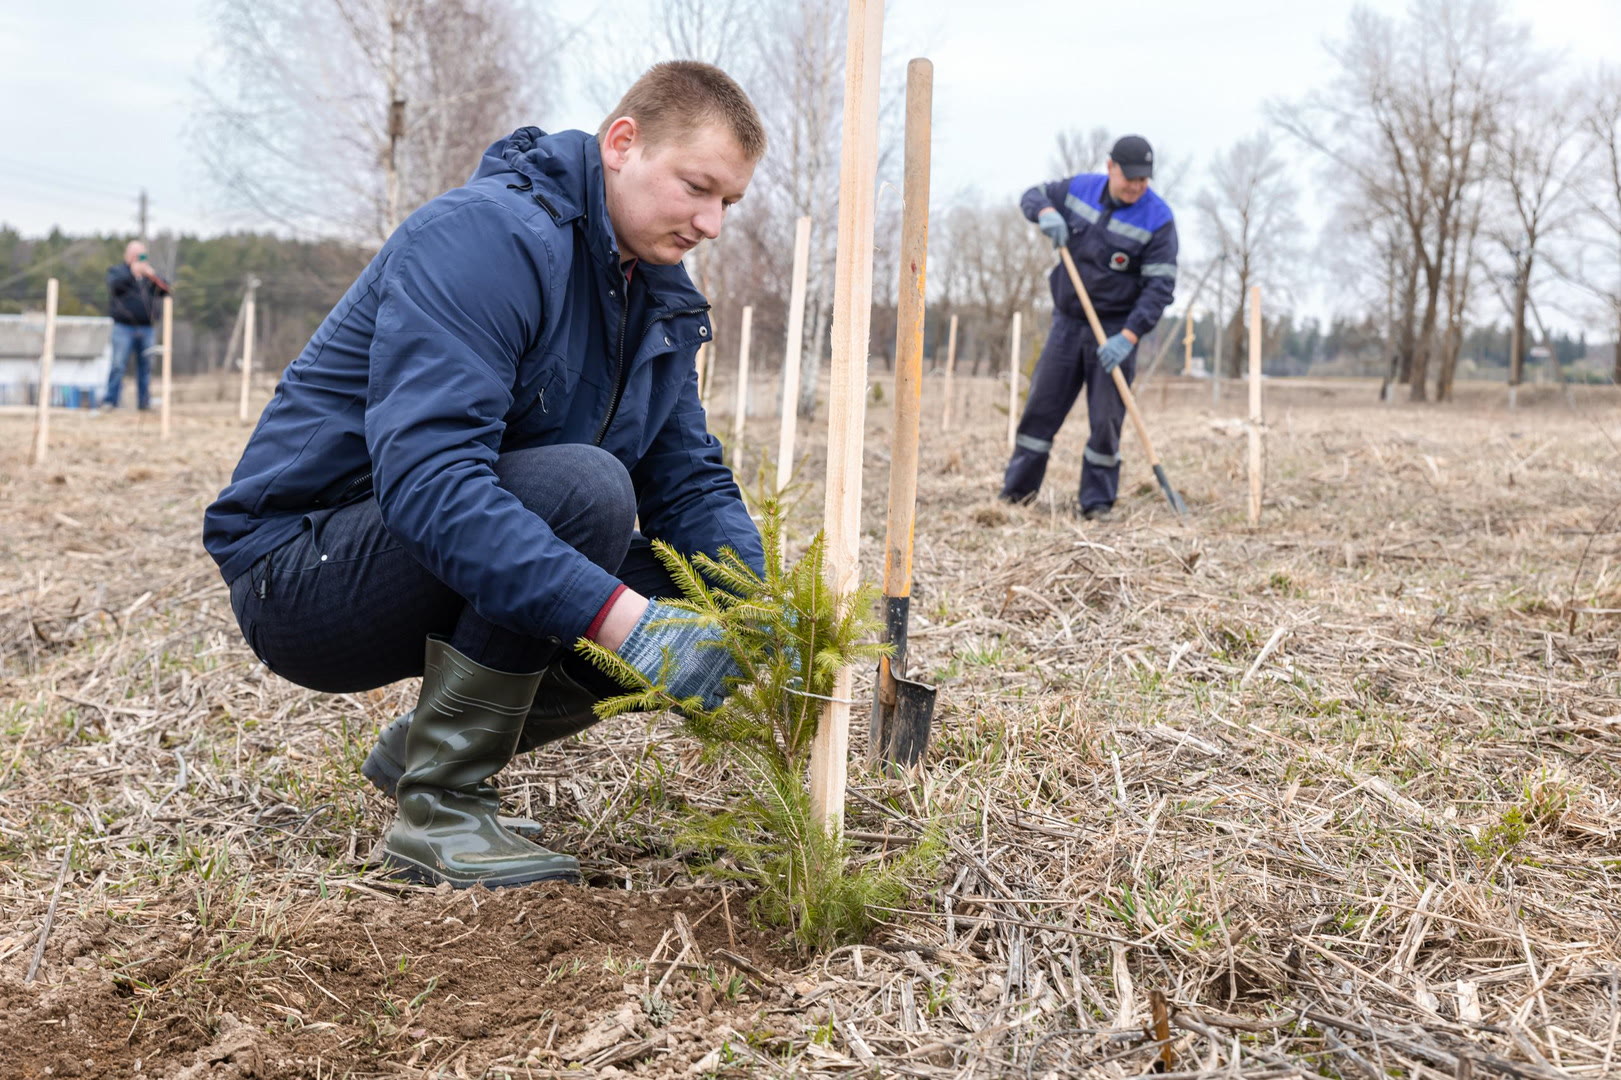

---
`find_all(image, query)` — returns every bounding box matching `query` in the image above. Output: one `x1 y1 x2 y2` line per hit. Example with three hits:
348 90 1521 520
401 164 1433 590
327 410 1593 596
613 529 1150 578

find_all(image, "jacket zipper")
593 299 711 446
336 470 373 505
594 291 632 446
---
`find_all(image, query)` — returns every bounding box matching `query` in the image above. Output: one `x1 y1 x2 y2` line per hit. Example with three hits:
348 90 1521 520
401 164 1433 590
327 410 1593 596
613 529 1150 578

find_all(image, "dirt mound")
1 885 787 1079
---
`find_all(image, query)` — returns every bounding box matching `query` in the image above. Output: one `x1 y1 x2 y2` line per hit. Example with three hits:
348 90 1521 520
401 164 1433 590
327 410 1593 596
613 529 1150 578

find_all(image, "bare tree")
1195 132 1303 377
1485 79 1590 396
932 199 1052 376
1572 66 1621 382
194 0 552 243
1276 0 1531 400
1050 127 1111 177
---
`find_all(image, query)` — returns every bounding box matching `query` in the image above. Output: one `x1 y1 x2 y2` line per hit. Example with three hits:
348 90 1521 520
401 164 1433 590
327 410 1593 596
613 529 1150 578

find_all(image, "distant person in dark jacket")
103 240 170 410
1002 135 1178 520
204 62 766 890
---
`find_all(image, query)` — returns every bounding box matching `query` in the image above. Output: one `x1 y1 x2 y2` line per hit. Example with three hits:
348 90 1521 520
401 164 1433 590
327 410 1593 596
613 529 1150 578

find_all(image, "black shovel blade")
1153 463 1188 516
881 675 938 768
871 594 939 769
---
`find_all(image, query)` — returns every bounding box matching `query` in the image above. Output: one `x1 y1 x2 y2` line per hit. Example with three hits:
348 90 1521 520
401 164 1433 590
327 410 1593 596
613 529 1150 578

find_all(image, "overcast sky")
2 0 1617 328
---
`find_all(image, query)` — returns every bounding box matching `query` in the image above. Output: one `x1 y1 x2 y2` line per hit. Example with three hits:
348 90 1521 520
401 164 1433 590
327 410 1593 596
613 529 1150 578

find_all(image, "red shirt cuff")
584 584 629 642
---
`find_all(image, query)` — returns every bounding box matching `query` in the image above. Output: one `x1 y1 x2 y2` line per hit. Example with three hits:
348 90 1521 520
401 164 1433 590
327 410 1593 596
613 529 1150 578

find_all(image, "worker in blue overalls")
1001 135 1178 520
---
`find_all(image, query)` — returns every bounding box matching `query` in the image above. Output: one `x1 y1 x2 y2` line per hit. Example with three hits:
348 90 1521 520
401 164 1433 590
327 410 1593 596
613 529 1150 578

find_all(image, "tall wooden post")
1183 308 1194 374
696 343 712 410
941 313 958 431
29 278 59 466
1247 286 1263 524
1212 254 1226 405
732 305 754 454
1006 311 1022 450
777 216 812 492
810 0 884 832
160 294 174 440
238 278 258 423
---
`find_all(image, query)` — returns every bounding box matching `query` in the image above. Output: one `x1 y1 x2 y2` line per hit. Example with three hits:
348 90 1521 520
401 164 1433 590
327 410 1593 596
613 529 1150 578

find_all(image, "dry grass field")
0 375 1617 1079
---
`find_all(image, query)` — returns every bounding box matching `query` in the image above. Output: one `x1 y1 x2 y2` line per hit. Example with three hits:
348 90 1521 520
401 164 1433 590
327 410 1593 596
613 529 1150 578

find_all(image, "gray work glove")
616 601 739 710
1036 208 1068 248
1098 333 1133 373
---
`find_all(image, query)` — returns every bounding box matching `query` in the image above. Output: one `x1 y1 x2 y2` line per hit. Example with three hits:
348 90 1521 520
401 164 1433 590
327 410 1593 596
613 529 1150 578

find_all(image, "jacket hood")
474 127 706 311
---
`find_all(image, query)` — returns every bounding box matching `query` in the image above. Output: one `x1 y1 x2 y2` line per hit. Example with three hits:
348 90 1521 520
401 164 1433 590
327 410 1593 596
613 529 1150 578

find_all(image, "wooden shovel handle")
1057 246 1162 469
881 58 932 601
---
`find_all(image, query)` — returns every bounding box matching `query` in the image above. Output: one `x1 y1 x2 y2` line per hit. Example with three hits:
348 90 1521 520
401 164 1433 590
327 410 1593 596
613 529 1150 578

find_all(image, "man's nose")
694 200 723 240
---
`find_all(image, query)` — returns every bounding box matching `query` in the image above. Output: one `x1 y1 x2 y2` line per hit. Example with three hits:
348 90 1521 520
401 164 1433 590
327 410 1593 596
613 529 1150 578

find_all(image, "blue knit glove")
1036 208 1068 248
616 601 739 710
1098 333 1133 373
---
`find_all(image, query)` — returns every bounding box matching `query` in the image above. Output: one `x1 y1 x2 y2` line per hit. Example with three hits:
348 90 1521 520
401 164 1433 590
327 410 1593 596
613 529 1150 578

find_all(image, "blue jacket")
203 127 763 644
1020 174 1177 338
106 263 167 326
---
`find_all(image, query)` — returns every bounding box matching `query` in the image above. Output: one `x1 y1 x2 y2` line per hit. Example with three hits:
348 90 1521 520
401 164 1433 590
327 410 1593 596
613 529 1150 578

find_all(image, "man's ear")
601 116 639 172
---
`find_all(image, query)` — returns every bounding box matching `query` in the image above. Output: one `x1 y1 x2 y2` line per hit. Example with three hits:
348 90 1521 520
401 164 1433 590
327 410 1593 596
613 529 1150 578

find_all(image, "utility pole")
137 189 149 240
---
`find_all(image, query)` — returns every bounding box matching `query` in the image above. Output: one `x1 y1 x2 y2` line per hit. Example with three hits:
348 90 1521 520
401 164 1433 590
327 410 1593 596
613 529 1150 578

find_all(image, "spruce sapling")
576 498 940 951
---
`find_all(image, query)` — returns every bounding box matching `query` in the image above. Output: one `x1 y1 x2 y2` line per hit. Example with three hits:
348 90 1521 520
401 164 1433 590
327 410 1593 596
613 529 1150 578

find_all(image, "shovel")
870 59 939 769
1058 246 1189 516
870 372 939 767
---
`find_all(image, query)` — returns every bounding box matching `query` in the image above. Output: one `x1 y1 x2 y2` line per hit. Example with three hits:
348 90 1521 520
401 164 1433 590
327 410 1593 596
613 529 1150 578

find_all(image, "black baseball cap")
1110 135 1154 179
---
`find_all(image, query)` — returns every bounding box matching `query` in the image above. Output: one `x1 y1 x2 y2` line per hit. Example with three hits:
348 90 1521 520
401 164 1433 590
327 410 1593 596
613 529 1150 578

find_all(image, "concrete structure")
0 314 113 407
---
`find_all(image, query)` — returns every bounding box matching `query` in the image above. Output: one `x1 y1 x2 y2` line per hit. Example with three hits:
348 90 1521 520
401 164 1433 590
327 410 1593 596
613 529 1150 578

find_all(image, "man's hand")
1098 333 1134 373
131 261 156 281
615 600 739 710
1036 208 1068 248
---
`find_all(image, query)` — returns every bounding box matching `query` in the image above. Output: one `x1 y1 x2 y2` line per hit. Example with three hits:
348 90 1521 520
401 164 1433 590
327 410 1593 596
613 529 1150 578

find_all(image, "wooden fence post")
941 313 958 432
777 216 812 492
810 0 884 833
160 295 174 440
1248 286 1263 524
238 279 258 423
29 278 59 466
732 305 754 456
1006 311 1022 450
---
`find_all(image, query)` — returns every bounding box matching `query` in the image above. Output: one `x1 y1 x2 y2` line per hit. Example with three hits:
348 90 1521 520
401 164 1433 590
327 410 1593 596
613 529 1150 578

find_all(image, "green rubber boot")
361 663 603 839
379 638 581 888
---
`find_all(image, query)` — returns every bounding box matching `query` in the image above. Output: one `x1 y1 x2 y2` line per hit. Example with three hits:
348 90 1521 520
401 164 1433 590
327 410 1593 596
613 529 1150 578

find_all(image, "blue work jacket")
203 127 762 644
1020 174 1178 338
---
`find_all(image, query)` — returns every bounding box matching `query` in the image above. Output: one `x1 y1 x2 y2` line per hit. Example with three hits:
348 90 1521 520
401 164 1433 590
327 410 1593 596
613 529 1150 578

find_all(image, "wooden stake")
1006 311 1022 450
941 312 958 431
29 278 59 466
238 279 258 423
732 305 754 453
1183 308 1194 374
160 294 173 440
777 216 812 492
811 0 884 832
696 342 711 410
1248 286 1263 524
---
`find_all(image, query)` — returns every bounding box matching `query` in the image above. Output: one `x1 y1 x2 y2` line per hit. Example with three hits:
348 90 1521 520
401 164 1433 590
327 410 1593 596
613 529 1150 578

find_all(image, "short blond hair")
598 61 766 160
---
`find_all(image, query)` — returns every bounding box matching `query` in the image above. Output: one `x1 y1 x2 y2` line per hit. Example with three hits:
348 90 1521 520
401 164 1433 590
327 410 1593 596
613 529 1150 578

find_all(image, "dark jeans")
227 444 678 692
105 322 156 409
1001 312 1136 511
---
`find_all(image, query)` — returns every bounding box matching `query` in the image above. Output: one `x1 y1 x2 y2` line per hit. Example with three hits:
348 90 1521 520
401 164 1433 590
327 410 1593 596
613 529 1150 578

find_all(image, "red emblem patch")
1110 252 1129 270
